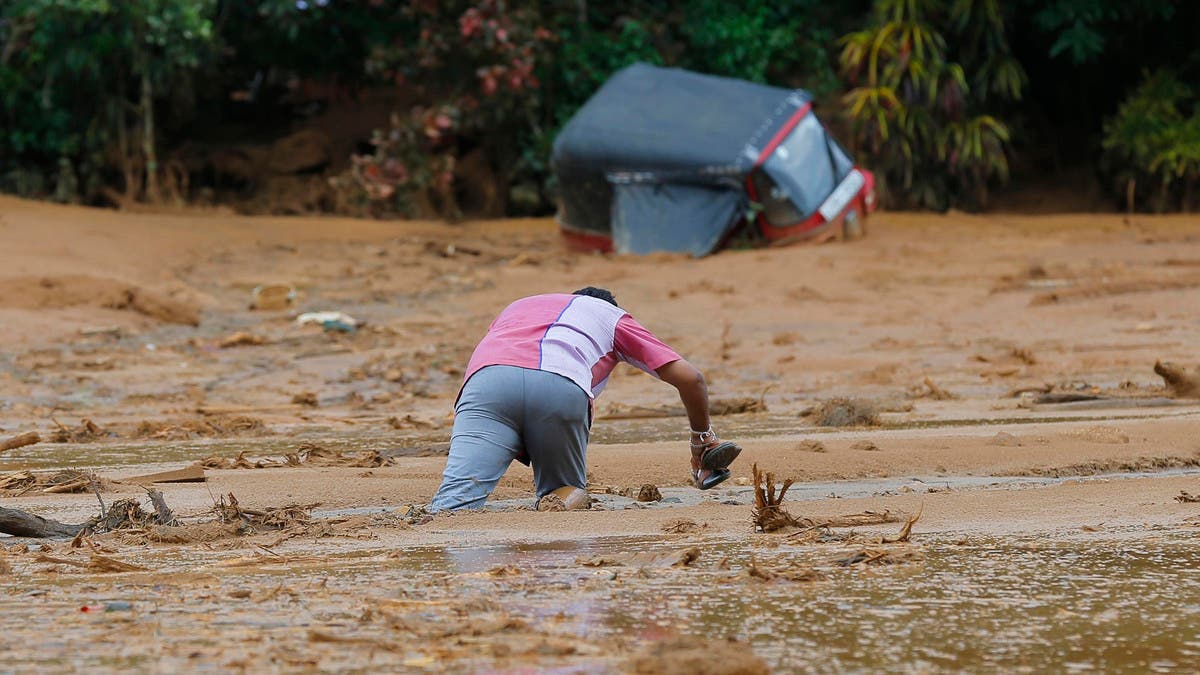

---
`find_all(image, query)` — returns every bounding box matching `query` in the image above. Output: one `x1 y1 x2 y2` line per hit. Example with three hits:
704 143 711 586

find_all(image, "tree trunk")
141 67 160 204
0 507 83 538
116 80 140 204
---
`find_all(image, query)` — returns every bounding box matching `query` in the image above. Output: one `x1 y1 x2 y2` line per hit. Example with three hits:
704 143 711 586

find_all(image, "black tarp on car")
553 63 833 256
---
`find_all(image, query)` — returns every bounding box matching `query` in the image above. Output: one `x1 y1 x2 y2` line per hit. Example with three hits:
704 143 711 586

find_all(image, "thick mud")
3 197 1200 671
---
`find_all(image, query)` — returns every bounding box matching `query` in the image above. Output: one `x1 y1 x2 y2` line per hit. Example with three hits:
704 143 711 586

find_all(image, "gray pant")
430 365 590 511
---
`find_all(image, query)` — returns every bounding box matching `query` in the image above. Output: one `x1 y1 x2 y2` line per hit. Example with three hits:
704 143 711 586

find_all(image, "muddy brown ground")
2 196 1200 672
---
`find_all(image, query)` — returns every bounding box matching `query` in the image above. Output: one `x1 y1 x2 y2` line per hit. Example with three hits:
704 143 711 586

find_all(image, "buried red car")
552 63 875 256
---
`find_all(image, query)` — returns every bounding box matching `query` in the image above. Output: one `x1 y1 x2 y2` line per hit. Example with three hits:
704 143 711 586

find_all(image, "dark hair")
572 286 618 307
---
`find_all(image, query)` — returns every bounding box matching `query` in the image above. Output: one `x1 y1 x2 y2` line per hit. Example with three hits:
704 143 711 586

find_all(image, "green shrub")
1102 70 1200 212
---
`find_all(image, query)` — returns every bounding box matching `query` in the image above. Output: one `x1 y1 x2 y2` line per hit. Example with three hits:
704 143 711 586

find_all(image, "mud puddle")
3 531 1198 671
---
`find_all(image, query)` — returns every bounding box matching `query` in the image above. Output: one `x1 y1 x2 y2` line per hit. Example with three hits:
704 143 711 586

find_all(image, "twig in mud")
919 376 957 400
91 475 106 519
0 431 40 453
881 504 923 543
793 511 900 530
144 488 177 526
35 553 148 573
752 464 799 532
743 555 824 582
833 548 924 567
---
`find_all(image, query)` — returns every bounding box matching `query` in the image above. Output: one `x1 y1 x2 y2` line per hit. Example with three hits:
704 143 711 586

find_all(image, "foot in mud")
1154 361 1200 398
536 486 590 511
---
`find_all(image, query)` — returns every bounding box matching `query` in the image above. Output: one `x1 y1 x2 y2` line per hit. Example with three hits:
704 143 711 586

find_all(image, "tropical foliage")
1102 71 1200 212
0 0 217 203
1 0 1199 214
838 0 1023 210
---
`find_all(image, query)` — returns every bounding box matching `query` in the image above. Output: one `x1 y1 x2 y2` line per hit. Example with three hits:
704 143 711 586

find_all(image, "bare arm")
655 359 710 433
656 359 725 478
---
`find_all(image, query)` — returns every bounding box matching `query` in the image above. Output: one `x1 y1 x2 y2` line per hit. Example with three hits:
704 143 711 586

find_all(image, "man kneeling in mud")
430 287 741 512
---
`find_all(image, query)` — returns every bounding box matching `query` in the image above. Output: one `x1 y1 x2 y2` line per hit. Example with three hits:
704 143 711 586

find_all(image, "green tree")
839 0 1023 209
1102 70 1200 212
0 0 215 203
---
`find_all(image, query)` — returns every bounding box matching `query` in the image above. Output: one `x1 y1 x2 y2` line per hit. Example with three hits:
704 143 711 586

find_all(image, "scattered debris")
144 488 178 526
0 470 107 497
1155 361 1200 398
621 484 662 502
804 511 901 529
1014 455 1200 477
576 547 700 569
743 555 824 583
1007 383 1053 398
0 506 85 538
49 418 108 443
196 450 260 469
786 525 859 545
249 283 296 311
660 519 706 534
92 498 156 532
36 552 148 573
795 439 826 453
296 311 360 332
0 431 40 453
1176 492 1200 503
913 376 957 400
1011 347 1038 365
291 391 319 407
708 397 767 415
808 398 879 427
833 548 924 567
196 445 393 470
135 416 266 440
109 287 201 326
386 414 437 430
219 331 267 348
751 463 798 532
882 505 922 543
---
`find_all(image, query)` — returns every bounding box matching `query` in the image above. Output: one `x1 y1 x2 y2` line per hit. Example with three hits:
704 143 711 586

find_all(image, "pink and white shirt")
464 294 681 399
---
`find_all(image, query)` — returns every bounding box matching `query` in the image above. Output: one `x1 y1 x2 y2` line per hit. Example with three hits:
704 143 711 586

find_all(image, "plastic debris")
296 311 360 333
